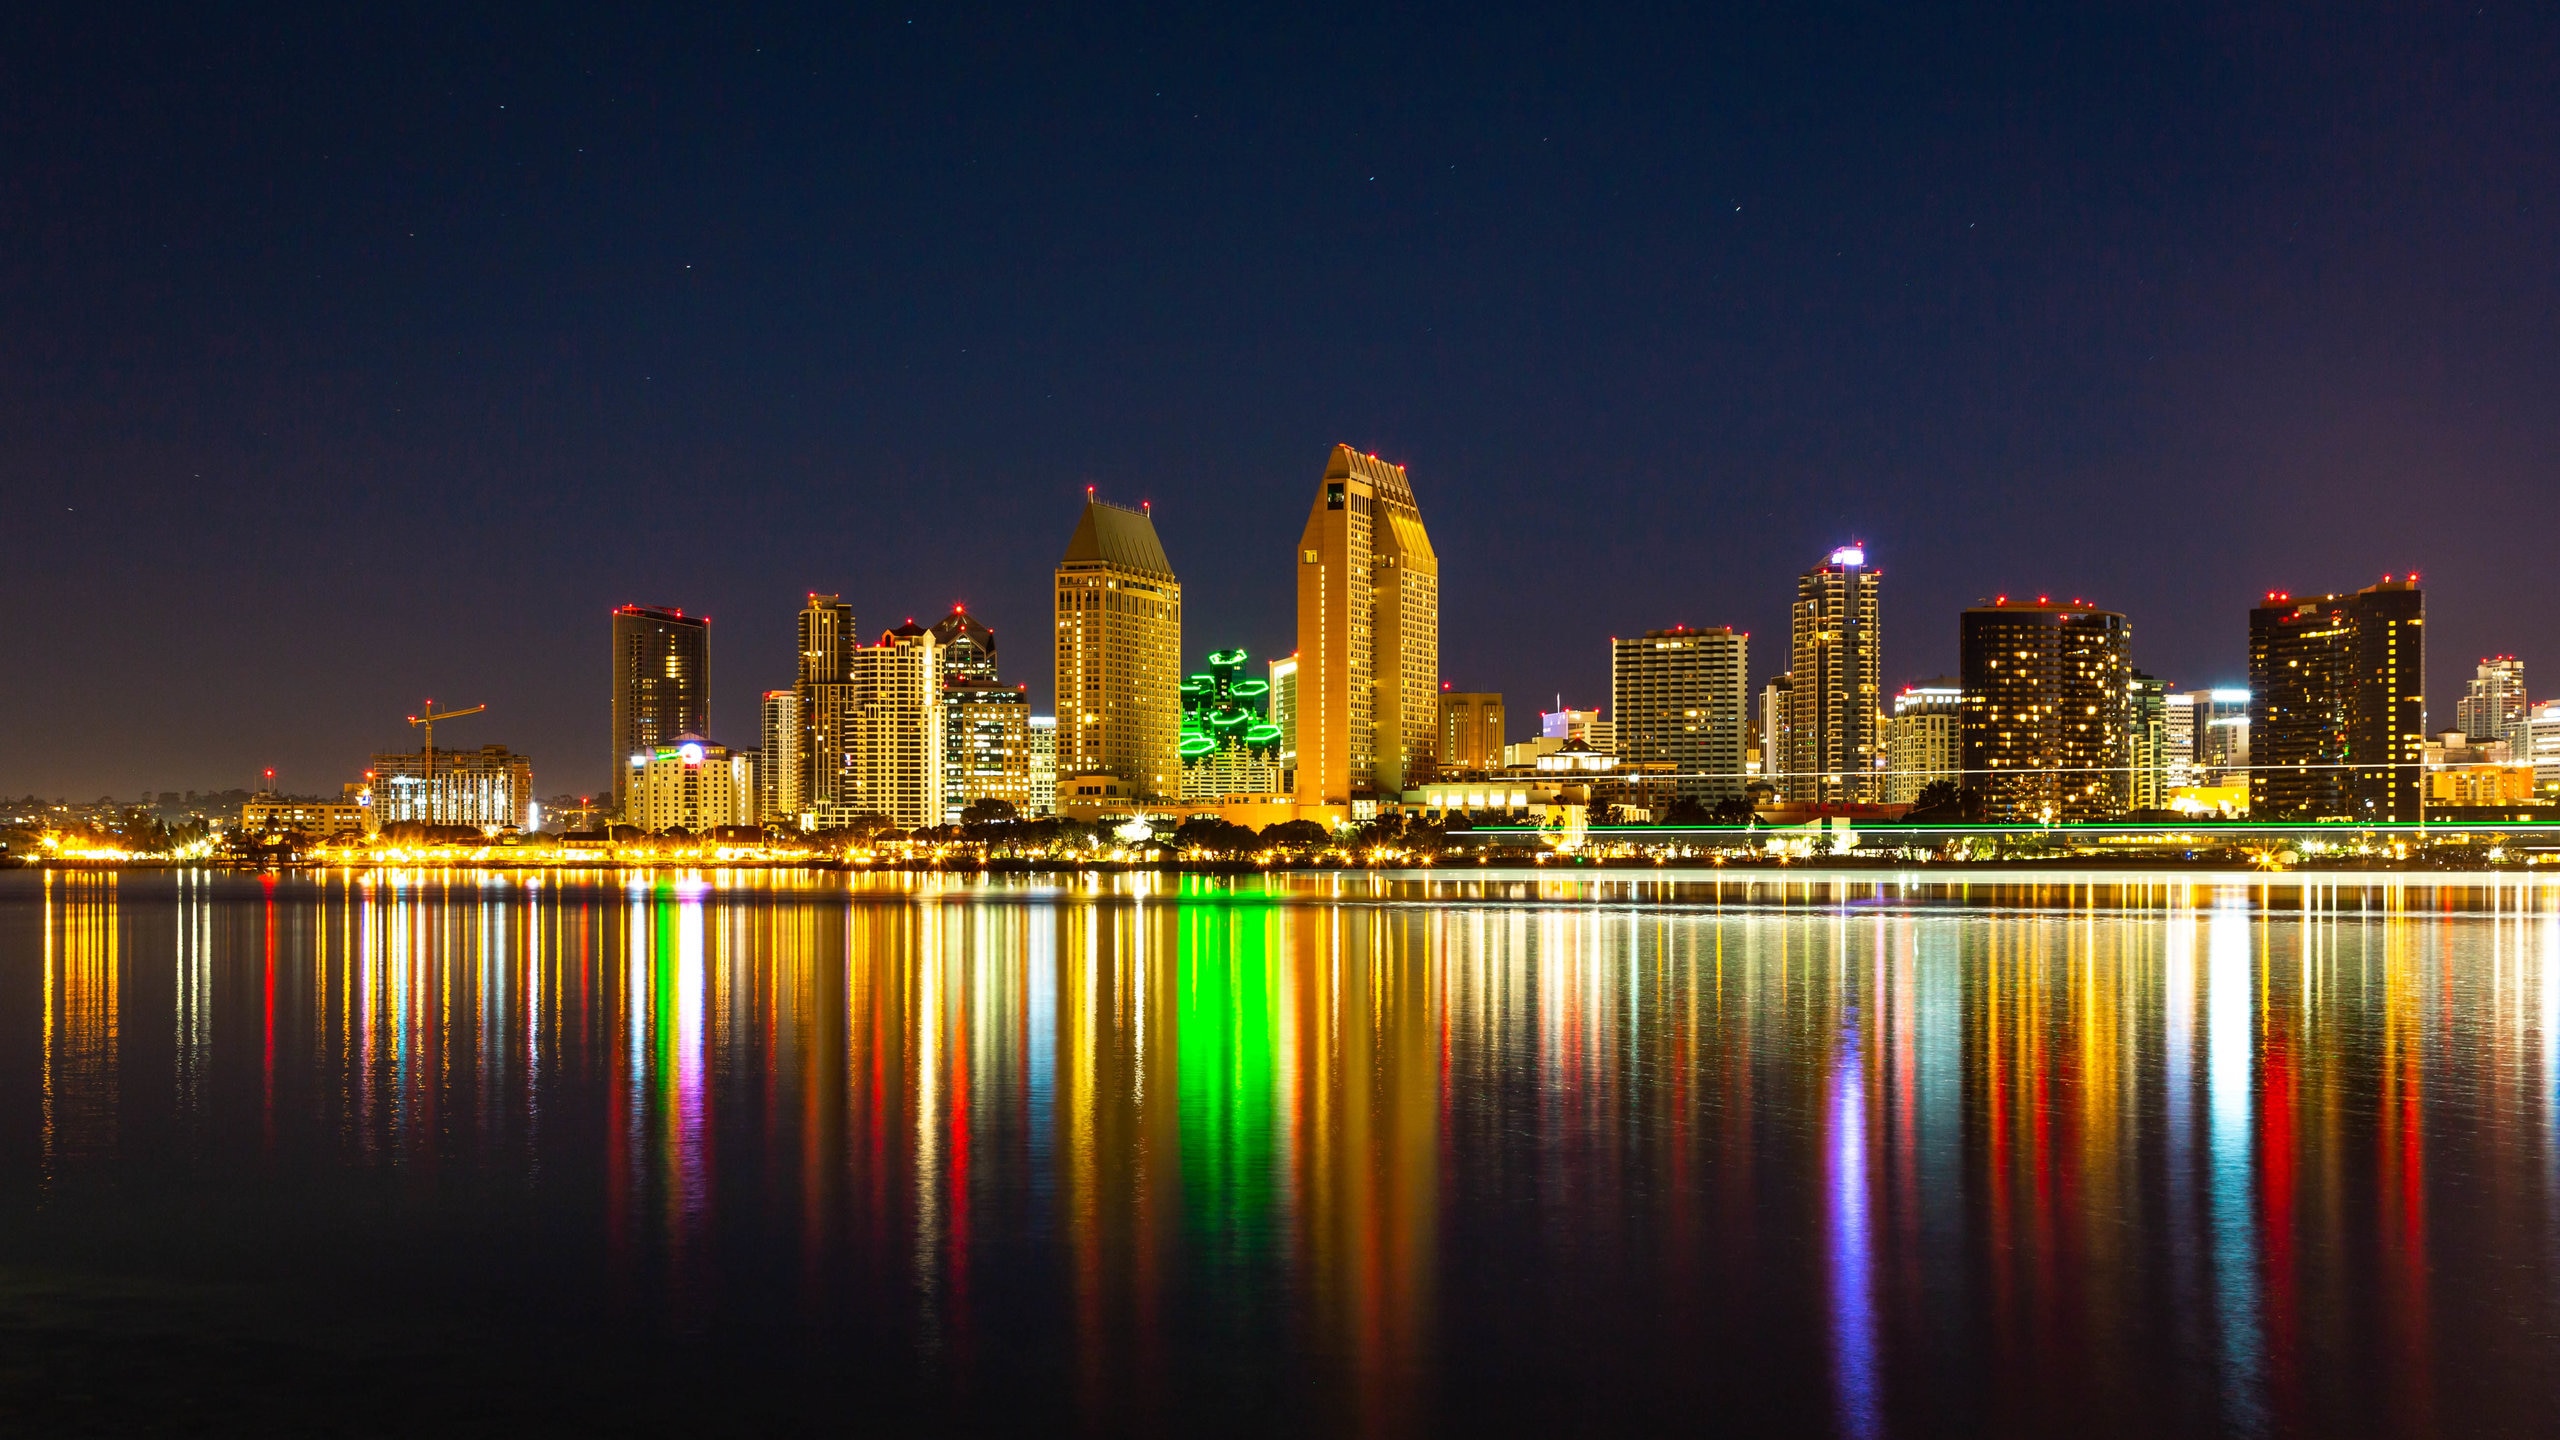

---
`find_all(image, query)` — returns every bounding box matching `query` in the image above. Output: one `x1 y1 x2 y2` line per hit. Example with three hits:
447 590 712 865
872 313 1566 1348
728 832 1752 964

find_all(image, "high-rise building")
1027 715 1058 816
1055 496 1183 799
1786 546 1882 803
610 605 709 816
794 593 857 820
1437 690 1505 777
2456 656 2527 747
1959 599 2133 823
1759 676 1792 788
1295 444 1440 805
1269 655 1300 793
946 682 1032 820
2248 578 2424 822
1610 627 1748 801
1179 647 1286 799
2180 688 2251 784
760 689 803 824
931 605 999 685
2128 671 2170 812
1884 679 1961 805
809 626 944 829
371 743 536 830
2164 690 2198 787
625 738 759 833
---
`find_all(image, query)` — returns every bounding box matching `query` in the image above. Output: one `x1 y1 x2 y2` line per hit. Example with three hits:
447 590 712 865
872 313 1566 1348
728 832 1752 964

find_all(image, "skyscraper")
1436 690 1505 777
2128 671 2169 812
1295 444 1439 806
919 604 1028 820
1959 599 2133 822
813 626 944 829
2456 656 2527 747
1786 546 1882 803
931 605 999 685
1611 626 1748 801
1054 495 1182 799
797 593 857 822
2248 578 2424 822
610 605 709 817
760 688 803 824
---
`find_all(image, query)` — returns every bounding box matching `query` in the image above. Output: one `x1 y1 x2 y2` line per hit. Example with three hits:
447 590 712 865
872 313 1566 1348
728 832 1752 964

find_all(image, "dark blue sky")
7 2 2556 798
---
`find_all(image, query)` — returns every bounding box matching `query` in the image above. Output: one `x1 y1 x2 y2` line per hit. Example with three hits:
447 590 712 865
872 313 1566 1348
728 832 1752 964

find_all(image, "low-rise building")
239 797 369 839
625 738 759 833
2422 730 2540 811
1884 679 1960 804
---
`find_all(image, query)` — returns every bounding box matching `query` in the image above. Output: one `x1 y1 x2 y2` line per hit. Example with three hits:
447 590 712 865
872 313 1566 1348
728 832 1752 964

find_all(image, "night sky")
7 3 2556 799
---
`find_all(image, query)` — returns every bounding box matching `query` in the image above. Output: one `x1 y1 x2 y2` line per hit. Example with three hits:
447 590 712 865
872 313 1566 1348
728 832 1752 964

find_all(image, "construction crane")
407 700 487 814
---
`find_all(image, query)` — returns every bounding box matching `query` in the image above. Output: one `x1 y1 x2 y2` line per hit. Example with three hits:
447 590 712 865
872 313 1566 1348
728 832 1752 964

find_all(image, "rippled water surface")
5 868 2559 1436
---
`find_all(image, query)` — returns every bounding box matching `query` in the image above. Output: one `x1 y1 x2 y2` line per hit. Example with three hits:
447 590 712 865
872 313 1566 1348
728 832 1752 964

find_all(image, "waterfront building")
625 738 759 833
760 689 802 825
946 681 1033 820
1056 496 1182 800
1959 599 2133 823
1178 647 1286 800
1610 626 1748 801
1883 679 1961 805
1028 715 1058 816
371 743 536 830
1295 444 1439 805
239 796 368 840
2128 671 2170 811
810 626 944 829
2248 578 2424 822
793 593 857 821
2455 656 2527 747
610 605 708 816
1787 545 1882 802
1760 676 1792 788
1437 689 1505 777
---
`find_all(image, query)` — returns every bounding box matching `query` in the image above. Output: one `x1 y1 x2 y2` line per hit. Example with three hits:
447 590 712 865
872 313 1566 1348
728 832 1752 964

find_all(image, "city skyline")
9 6 2557 798
7 506 2498 801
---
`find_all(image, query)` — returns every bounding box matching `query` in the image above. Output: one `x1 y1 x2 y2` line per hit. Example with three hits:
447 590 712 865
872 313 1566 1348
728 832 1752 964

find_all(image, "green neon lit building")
1180 647 1285 798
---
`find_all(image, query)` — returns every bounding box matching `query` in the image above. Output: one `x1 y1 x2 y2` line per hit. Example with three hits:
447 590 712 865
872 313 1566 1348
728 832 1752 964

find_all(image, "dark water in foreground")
3 868 2558 1436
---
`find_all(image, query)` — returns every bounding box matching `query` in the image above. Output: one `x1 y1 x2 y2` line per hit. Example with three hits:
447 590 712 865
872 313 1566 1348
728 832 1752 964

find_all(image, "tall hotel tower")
2248 577 2423 822
795 593 856 822
1786 545 1882 803
1054 495 1182 800
1295 444 1439 807
610 605 709 817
